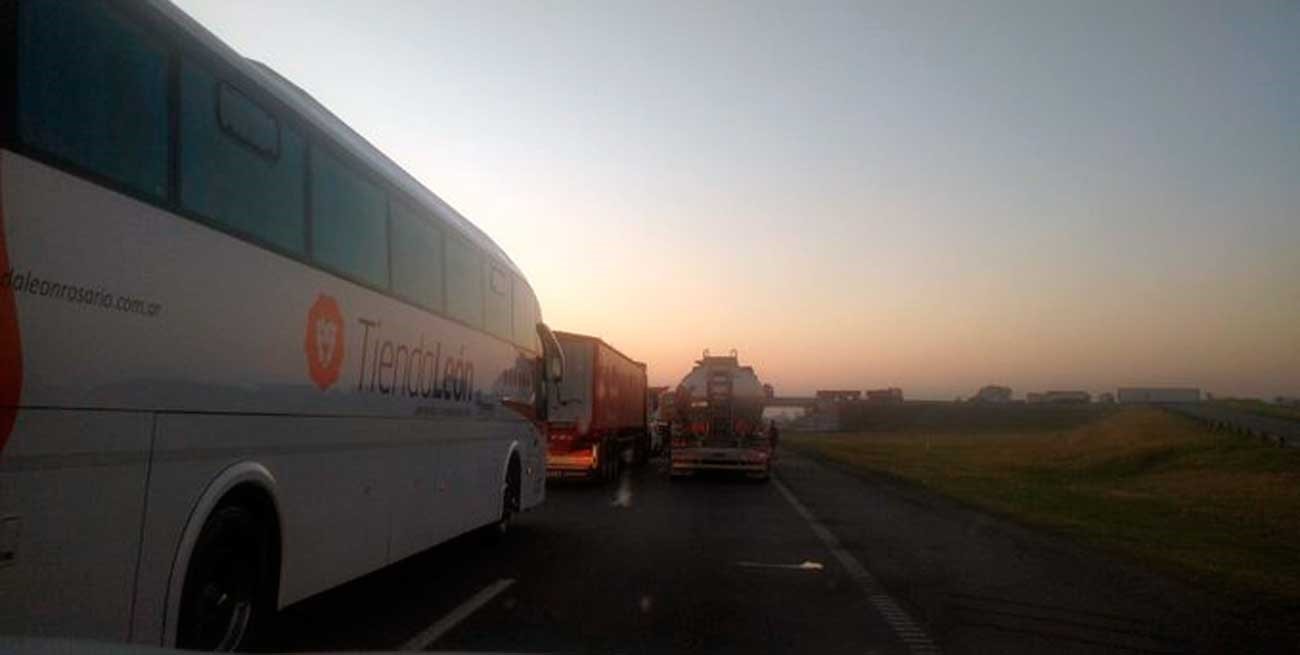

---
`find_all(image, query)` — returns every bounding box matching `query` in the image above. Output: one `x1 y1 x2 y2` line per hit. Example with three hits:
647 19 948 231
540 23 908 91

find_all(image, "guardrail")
1163 403 1299 448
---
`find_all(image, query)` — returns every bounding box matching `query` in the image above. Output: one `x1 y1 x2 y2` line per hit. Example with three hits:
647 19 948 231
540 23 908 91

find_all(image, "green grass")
786 408 1300 612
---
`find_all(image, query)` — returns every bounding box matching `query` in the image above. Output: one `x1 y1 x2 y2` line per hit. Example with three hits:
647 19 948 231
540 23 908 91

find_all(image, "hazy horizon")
174 0 1299 400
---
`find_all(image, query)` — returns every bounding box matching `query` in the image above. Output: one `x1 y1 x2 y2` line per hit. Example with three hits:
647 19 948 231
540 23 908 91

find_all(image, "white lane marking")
735 560 825 571
398 578 516 651
773 478 941 654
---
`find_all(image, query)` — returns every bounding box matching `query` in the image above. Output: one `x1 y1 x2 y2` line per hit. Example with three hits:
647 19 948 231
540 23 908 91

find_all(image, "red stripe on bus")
0 155 21 453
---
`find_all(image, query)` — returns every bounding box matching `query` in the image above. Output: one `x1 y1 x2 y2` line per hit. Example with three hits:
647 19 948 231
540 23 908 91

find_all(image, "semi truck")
546 332 649 480
669 350 773 480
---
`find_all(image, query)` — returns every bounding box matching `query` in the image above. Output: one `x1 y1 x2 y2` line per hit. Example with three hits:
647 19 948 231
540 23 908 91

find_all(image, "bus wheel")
494 458 521 537
177 504 272 651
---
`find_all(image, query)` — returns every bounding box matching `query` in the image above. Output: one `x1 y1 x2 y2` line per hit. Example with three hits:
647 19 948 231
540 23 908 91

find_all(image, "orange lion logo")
305 294 345 390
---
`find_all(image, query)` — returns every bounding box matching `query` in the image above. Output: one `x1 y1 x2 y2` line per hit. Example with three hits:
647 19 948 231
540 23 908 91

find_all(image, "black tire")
600 440 615 483
635 433 649 466
615 441 629 476
493 459 521 538
176 504 273 652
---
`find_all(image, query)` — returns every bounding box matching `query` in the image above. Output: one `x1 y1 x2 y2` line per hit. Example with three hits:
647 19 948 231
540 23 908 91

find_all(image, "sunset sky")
175 0 1299 400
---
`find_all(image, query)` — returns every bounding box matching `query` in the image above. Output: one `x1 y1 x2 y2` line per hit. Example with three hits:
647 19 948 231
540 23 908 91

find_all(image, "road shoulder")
776 447 1285 654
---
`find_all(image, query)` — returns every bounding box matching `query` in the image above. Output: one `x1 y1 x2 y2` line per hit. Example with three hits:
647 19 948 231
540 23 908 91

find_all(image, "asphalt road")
259 450 1290 654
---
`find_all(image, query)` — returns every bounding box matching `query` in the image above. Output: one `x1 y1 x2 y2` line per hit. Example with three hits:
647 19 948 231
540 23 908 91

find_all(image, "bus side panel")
135 414 393 631
131 413 521 642
0 409 154 642
387 418 515 562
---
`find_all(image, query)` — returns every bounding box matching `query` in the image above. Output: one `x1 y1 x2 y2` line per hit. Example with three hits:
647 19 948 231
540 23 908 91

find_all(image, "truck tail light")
547 424 577 445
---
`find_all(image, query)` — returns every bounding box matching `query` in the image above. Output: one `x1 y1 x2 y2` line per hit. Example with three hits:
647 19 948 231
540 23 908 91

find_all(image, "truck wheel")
606 441 621 482
635 434 648 466
177 504 273 651
607 442 621 481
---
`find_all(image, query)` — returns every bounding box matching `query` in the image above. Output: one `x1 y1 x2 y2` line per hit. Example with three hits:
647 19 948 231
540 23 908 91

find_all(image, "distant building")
1117 387 1200 404
1275 396 1300 408
1097 392 1115 404
815 390 861 403
972 385 1012 403
866 387 904 403
1026 390 1091 404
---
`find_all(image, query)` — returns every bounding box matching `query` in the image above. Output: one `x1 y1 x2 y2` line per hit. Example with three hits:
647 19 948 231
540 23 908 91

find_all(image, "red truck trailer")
547 332 649 480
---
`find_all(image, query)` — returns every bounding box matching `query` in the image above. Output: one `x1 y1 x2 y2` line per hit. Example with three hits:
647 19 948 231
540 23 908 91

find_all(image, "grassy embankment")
786 406 1300 611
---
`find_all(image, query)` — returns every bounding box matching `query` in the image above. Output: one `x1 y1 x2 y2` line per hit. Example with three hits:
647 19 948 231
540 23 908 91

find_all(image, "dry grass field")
787 407 1300 612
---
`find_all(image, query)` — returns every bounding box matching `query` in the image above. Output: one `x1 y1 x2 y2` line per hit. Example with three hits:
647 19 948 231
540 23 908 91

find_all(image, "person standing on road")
768 419 780 451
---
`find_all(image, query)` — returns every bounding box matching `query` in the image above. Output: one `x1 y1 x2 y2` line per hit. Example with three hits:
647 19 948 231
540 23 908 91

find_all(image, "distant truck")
669 350 773 480
546 332 649 480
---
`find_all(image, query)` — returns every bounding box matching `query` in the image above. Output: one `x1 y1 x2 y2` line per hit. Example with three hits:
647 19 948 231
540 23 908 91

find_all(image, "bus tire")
492 456 522 538
176 503 275 652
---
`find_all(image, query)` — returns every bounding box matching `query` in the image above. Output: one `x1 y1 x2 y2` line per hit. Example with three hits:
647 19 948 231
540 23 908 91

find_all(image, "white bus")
0 0 564 649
